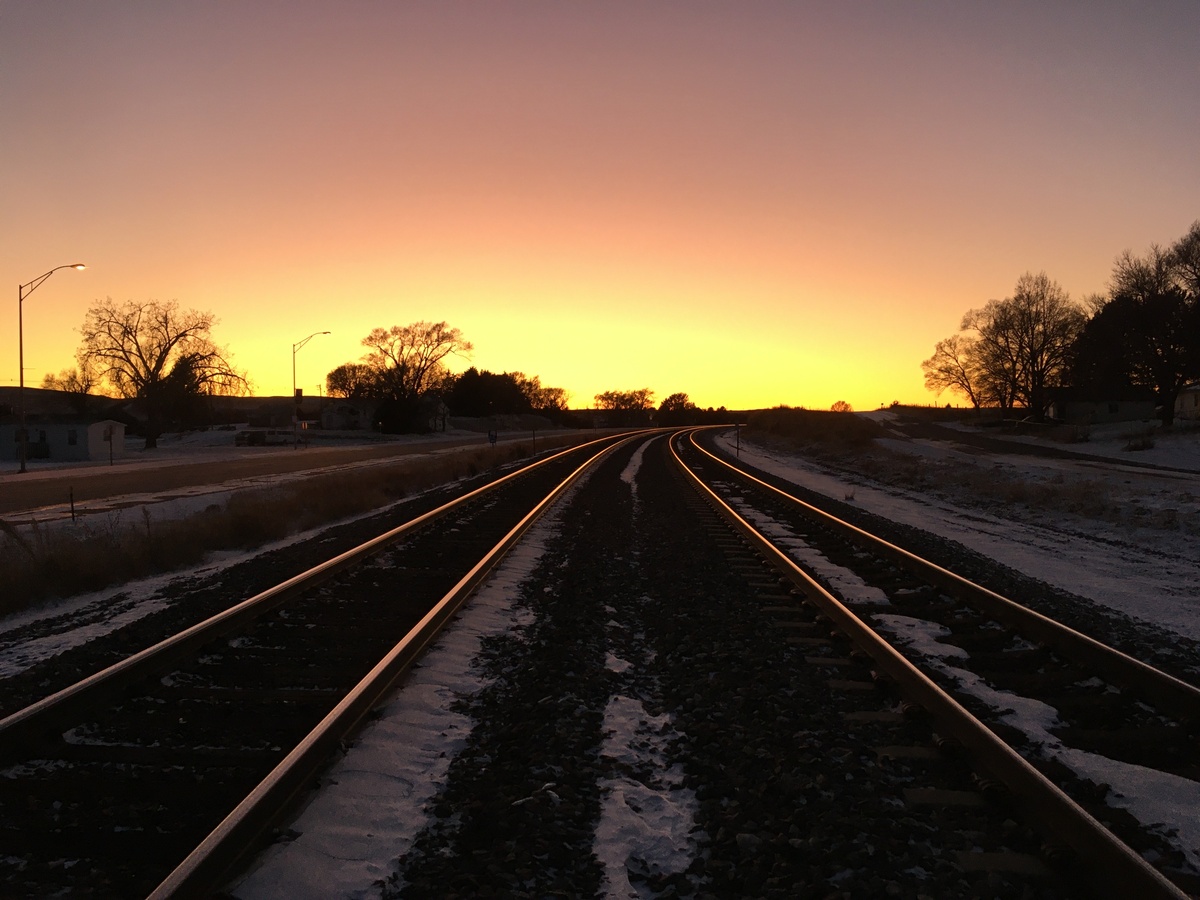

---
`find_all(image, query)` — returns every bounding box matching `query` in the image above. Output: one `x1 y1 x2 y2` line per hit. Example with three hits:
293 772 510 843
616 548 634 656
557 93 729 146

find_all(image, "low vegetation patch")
0 437 577 616
741 408 1200 537
744 406 886 454
1122 428 1156 451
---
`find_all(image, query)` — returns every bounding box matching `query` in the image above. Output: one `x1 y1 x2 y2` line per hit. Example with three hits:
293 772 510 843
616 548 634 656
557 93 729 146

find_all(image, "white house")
1 419 126 463
1176 383 1200 422
320 400 379 431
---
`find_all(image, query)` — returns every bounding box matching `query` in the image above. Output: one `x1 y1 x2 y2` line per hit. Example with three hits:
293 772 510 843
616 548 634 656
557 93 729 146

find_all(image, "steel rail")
146 434 641 898
0 432 637 759
670 430 1189 900
686 428 1200 721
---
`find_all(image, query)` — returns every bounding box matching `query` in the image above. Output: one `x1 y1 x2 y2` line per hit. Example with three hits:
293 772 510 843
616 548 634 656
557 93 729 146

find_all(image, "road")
0 433 523 517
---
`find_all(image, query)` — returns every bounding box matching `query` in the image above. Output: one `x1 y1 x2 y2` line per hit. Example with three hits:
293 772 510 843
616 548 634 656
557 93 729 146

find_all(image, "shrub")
744 407 885 451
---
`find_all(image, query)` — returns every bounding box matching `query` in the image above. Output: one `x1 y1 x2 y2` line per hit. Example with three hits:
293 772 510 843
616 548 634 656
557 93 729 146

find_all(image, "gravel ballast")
363 435 1081 898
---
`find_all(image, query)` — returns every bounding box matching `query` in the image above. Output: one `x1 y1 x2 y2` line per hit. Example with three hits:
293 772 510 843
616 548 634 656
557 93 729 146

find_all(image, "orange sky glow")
4 2 1199 414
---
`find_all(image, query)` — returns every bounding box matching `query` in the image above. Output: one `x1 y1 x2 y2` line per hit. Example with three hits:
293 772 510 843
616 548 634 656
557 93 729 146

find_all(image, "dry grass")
745 407 886 453
744 411 1199 539
0 437 575 616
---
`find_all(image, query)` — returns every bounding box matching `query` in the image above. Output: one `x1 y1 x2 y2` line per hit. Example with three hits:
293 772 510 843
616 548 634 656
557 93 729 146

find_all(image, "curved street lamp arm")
20 264 86 301
292 330 331 354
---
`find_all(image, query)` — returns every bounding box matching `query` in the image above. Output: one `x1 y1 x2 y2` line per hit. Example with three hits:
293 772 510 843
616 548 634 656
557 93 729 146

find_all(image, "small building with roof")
0 418 126 463
1176 383 1200 423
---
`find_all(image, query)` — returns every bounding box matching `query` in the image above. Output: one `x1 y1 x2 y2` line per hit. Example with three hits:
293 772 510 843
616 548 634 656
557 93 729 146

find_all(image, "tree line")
42 304 721 445
323 321 571 432
325 326 724 430
922 221 1200 425
591 388 727 426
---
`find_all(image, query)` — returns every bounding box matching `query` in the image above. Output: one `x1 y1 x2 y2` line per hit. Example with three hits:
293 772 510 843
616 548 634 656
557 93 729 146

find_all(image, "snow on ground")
879 613 1200 873
228 515 555 899
601 434 701 898
234 434 700 899
596 692 700 899
229 459 684 899
0 486 451 680
716 427 1200 644
909 413 1200 471
721 485 1200 875
4 422 1198 894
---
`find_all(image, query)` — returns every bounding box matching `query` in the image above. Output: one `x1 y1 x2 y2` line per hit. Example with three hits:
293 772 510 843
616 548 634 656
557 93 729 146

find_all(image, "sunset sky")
4 2 1199 413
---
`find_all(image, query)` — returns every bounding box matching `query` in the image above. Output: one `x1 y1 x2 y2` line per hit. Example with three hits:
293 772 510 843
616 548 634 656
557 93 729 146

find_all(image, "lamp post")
18 264 86 473
292 331 329 447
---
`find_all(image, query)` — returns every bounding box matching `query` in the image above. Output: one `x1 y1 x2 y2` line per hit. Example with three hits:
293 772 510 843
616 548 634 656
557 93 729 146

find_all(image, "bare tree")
78 298 248 447
964 273 1084 420
41 358 101 414
359 321 472 403
921 334 984 408
326 321 472 432
928 273 1083 418
533 384 570 412
1168 220 1200 297
1079 292 1109 316
41 359 98 396
961 300 1022 410
1110 245 1176 301
829 400 853 412
659 392 694 413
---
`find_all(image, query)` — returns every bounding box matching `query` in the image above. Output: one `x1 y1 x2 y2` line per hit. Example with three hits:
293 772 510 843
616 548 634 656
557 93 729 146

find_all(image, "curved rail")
146 434 638 898
670 428 1188 900
687 428 1200 720
0 432 637 757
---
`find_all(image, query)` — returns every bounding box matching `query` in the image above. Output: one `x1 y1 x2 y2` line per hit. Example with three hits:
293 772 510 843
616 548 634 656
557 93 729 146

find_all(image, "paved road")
0 436 503 517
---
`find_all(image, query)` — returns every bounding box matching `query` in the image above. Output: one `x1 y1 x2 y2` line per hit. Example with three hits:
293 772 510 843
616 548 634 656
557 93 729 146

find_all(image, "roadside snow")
715 431 1200 643
0 482 466 680
712 452 1200 878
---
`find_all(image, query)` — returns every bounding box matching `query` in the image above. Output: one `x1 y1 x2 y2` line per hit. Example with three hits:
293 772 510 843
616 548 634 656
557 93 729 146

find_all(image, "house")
0 418 127 463
1046 388 1157 425
1176 383 1200 422
321 400 380 431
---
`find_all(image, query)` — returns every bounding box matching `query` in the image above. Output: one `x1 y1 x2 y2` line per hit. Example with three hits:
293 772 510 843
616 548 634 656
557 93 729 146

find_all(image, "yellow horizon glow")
3 4 1198 418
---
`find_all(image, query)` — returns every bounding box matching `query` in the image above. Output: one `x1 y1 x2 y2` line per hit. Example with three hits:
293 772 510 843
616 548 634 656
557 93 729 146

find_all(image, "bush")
744 407 885 450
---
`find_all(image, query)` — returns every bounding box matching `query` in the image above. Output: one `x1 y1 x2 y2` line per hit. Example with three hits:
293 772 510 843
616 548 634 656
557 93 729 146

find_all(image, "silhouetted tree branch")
77 298 248 447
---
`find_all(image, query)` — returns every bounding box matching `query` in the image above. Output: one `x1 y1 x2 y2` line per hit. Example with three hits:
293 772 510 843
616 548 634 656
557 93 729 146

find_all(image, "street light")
292 331 329 447
18 264 86 473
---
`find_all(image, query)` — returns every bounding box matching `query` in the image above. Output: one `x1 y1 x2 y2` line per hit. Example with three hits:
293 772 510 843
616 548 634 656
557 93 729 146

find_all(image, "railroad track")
0 432 639 899
3 427 1196 898
677 427 1200 898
